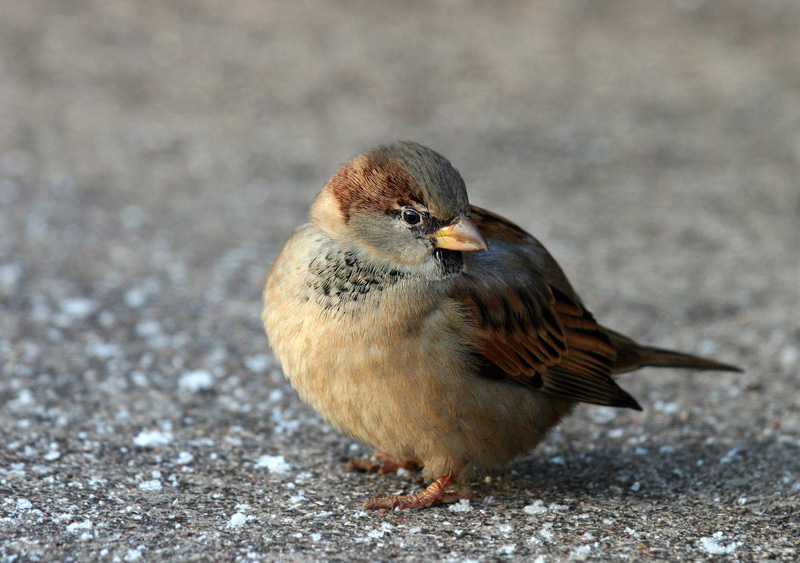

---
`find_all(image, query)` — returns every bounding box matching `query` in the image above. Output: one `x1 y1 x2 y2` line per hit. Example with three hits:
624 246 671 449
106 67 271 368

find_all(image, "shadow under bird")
262 141 741 510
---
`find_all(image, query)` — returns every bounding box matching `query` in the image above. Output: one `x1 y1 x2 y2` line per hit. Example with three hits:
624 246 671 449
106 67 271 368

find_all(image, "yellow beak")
433 216 489 252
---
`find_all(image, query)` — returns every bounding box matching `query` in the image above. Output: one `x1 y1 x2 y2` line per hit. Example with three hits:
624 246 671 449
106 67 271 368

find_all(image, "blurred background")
1 0 799 559
3 0 797 389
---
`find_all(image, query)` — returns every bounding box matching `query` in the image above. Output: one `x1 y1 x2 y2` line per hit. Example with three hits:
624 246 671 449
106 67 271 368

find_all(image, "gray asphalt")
1 1 798 561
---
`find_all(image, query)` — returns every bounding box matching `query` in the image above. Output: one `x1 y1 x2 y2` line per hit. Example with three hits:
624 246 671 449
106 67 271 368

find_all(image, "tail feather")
604 327 743 375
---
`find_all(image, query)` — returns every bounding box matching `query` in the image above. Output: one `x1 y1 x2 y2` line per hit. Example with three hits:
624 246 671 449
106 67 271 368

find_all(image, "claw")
346 496 369 509
363 470 458 511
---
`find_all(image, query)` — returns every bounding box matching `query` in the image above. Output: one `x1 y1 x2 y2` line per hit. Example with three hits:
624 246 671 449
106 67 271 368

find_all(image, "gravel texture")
1 1 799 561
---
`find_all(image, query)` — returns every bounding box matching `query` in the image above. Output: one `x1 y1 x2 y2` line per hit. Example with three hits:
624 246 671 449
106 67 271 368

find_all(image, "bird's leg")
363 470 463 510
348 451 420 475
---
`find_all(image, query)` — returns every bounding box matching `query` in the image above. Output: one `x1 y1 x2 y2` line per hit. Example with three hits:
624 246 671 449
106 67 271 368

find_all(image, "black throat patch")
432 248 465 277
306 246 465 311
307 250 406 309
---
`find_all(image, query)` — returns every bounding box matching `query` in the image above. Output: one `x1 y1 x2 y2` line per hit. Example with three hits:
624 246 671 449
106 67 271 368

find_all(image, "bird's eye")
402 209 422 225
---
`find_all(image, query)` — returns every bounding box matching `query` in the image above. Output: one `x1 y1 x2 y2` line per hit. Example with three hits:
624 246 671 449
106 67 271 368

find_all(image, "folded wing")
454 206 641 410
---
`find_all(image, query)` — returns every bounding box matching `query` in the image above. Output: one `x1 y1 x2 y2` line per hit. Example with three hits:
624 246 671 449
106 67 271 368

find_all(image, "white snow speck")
0 263 22 292
16 499 33 510
269 409 301 435
175 451 194 465
135 320 162 338
255 454 291 473
780 346 798 368
448 499 472 513
133 429 173 448
523 500 569 514
86 341 123 359
698 532 741 554
43 450 61 461
244 354 271 374
524 501 547 514
124 288 147 308
630 481 641 491
654 400 680 415
367 522 393 539
549 456 566 465
497 544 516 555
538 523 554 541
589 408 617 423
288 491 306 506
61 298 96 319
570 544 593 560
138 480 162 491
720 448 741 464
98 310 115 327
67 520 92 534
226 512 255 529
14 389 35 407
310 533 322 542
179 370 214 392
124 548 142 561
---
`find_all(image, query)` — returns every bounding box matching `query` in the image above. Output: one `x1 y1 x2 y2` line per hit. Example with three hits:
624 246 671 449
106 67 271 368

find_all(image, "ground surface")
1 1 799 561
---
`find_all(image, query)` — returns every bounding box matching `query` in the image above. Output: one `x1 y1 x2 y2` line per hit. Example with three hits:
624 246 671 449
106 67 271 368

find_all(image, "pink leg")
363 470 467 511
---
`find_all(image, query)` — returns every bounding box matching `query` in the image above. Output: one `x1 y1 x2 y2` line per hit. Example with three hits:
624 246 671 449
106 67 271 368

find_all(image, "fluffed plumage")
262 141 740 510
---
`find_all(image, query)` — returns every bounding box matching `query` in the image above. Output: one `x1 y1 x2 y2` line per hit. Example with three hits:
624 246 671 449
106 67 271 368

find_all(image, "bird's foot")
438 487 474 504
363 470 468 511
348 452 420 475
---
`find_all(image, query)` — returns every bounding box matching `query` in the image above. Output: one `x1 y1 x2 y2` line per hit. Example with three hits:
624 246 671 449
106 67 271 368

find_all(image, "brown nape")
327 155 424 222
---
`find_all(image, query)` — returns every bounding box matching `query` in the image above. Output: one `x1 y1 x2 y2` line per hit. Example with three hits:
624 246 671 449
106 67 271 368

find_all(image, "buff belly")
263 228 574 481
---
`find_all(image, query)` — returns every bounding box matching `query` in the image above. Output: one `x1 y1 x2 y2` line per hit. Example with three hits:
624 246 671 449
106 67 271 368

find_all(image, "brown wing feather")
457 206 642 410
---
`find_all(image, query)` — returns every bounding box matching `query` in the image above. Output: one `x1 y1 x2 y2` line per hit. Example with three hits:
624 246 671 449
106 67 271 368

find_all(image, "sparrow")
262 141 741 510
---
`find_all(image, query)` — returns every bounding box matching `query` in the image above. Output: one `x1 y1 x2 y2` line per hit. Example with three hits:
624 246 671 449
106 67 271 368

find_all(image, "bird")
262 141 741 511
